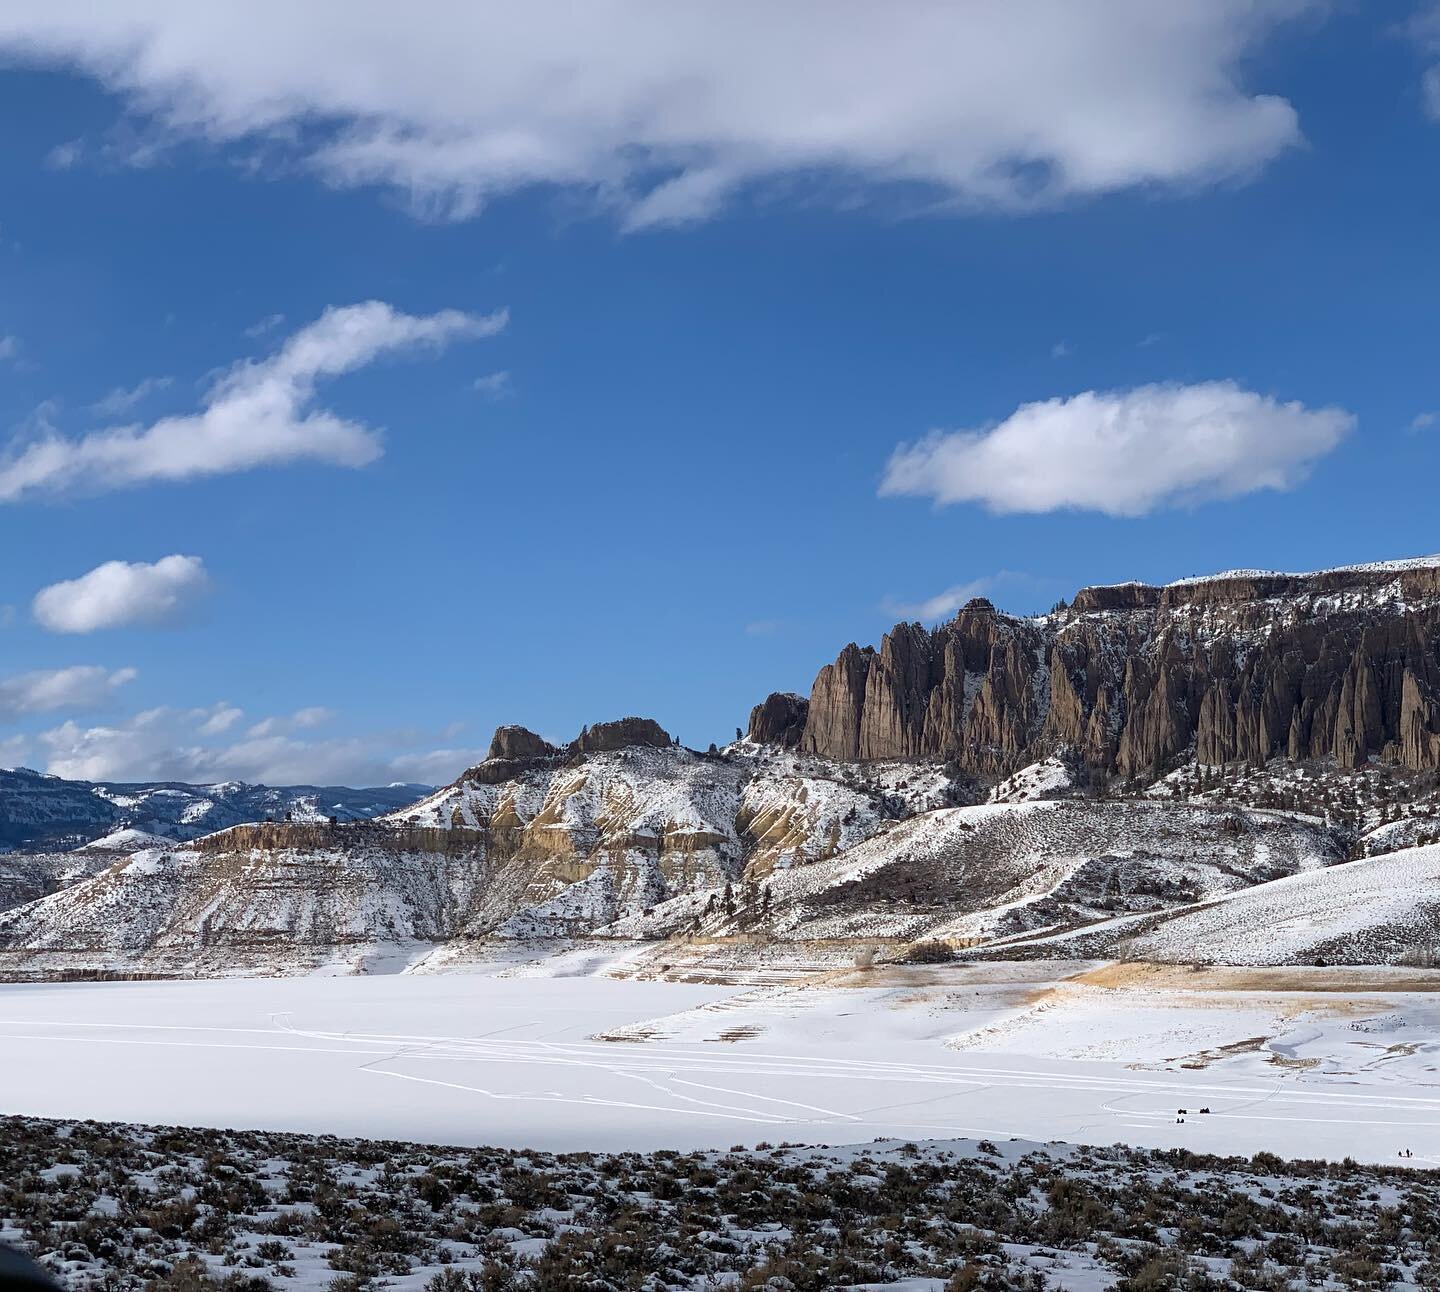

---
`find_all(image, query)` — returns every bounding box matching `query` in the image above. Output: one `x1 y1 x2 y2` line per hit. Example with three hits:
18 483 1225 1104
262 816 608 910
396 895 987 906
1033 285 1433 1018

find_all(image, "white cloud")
0 302 505 503
0 335 19 361
33 554 209 633
880 381 1354 518
0 665 137 720
37 705 478 786
89 375 173 417
472 370 512 400
0 2 1309 227
1411 410 1436 432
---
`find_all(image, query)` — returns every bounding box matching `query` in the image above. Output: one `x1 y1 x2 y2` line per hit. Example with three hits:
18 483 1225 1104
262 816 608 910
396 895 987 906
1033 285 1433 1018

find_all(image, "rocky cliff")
785 558 1440 778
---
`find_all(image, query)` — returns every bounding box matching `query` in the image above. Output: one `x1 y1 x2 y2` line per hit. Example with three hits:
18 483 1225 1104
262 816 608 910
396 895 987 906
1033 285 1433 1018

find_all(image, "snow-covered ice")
1 961 1437 1164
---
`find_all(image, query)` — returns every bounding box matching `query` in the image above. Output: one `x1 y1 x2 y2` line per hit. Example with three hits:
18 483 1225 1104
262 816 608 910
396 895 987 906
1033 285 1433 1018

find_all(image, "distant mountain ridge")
0 766 432 852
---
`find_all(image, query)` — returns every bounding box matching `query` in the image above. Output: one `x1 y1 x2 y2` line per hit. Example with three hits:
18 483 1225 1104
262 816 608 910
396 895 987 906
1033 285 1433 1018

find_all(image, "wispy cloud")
45 138 84 170
0 665 137 720
89 375 174 418
0 301 507 503
244 312 285 339
881 570 1037 623
472 369 513 400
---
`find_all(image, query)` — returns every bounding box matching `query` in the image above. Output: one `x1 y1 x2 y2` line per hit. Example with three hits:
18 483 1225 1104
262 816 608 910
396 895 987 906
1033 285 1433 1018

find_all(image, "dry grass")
1075 960 1440 994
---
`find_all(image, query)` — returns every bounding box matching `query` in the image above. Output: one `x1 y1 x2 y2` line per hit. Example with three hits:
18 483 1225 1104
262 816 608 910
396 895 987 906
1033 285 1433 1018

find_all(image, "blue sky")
1 2 1439 785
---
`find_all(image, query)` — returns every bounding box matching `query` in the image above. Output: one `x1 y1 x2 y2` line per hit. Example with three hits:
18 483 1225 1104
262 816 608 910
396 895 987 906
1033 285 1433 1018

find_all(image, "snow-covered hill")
992 843 1440 966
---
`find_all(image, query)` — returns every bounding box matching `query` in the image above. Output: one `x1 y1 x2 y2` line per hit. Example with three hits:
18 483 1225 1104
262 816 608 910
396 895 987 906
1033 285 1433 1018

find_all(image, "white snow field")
2 961 1438 1164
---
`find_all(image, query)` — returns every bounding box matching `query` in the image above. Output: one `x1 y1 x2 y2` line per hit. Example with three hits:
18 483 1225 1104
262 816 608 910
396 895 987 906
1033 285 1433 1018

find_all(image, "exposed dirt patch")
1175 1036 1270 1070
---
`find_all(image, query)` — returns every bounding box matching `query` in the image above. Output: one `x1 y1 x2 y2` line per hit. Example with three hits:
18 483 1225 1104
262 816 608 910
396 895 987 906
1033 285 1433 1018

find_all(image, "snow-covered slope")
1126 846 1440 965
994 844 1440 967
603 798 1341 945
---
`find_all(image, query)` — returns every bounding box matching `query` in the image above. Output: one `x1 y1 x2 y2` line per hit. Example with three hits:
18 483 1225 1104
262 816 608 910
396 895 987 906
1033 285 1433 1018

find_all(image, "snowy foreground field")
2 959 1438 1165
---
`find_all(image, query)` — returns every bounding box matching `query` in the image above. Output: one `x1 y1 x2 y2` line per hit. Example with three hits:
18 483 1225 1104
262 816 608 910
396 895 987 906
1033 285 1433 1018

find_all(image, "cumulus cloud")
33 554 210 633
880 381 1355 518
0 2 1309 227
0 302 506 503
0 665 136 720
89 375 173 418
37 704 479 786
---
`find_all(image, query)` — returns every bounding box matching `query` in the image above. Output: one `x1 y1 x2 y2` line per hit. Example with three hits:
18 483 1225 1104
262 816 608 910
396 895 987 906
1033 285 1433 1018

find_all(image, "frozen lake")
2 968 1438 1162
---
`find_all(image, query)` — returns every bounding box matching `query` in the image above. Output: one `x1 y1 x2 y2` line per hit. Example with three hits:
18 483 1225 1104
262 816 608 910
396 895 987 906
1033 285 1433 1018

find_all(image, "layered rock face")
794 562 1440 776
